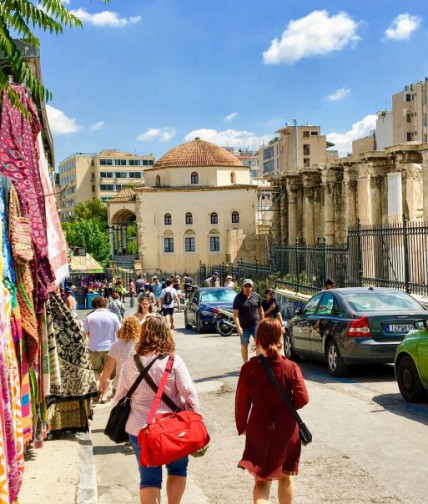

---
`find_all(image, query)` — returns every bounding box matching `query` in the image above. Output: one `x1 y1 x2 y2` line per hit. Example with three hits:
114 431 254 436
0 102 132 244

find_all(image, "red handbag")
138 356 210 467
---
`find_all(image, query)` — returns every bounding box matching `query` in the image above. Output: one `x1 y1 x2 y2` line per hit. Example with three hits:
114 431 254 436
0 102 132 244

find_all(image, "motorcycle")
213 307 236 337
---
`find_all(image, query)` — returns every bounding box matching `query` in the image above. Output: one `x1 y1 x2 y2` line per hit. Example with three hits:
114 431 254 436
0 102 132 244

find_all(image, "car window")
303 293 323 316
343 292 424 312
317 292 335 315
200 289 236 303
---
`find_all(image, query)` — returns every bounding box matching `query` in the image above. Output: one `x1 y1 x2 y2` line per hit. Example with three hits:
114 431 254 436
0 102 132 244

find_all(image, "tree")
67 200 108 231
63 219 111 266
0 0 107 112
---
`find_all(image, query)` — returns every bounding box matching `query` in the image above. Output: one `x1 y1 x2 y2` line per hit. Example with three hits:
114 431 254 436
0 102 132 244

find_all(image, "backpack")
163 289 173 305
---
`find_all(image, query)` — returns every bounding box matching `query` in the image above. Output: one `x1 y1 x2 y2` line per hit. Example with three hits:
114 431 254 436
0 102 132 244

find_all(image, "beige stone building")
107 139 262 273
392 80 428 144
58 150 155 221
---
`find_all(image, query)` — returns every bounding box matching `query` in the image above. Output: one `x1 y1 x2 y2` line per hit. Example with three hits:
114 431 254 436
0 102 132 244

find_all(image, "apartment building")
392 79 428 144
58 150 155 221
259 137 280 176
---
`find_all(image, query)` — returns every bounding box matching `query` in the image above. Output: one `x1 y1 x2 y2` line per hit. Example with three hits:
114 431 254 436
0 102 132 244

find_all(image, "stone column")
303 179 315 245
421 147 428 221
323 182 334 245
108 225 115 258
122 226 127 254
356 163 372 226
287 188 297 244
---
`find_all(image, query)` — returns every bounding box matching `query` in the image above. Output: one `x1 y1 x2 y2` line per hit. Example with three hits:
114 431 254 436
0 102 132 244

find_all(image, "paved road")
91 309 428 503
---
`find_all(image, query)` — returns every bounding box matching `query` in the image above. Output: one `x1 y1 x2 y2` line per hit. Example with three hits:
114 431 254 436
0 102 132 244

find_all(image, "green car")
395 324 428 402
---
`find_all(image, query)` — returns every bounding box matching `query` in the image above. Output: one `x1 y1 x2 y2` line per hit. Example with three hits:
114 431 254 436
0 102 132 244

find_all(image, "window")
303 293 323 316
185 212 193 224
115 172 128 178
185 237 195 252
406 93 412 102
232 211 239 224
210 236 220 252
317 293 336 316
303 131 310 138
231 172 236 184
129 172 142 178
114 159 127 166
191 172 198 184
210 212 218 224
164 213 172 225
164 237 174 253
407 113 412 123
100 159 112 166
143 160 155 166
303 158 310 167
100 172 107 178
100 184 114 191
303 144 310 156
92 185 95 192
407 132 412 141
156 175 161 187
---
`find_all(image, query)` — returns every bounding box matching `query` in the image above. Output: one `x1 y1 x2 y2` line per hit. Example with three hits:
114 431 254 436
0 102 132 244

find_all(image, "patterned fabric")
0 185 14 283
0 397 8 504
49 399 91 434
0 85 55 312
108 339 136 389
45 293 97 406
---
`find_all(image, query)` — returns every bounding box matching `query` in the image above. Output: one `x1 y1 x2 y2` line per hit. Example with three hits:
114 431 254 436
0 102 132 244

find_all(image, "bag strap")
146 355 175 424
259 355 304 426
125 355 159 399
133 355 181 412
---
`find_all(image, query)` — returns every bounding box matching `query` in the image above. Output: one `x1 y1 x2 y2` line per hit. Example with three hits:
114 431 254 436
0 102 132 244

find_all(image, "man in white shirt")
83 296 121 402
160 279 178 329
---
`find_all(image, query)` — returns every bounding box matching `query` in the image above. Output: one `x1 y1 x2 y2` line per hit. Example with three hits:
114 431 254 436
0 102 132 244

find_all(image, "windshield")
343 292 423 312
200 290 237 303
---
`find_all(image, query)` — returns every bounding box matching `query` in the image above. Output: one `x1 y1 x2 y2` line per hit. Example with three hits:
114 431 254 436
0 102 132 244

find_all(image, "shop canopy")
69 253 104 274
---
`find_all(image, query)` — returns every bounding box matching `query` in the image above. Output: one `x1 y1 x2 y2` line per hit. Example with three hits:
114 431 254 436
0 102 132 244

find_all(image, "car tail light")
347 316 372 338
213 308 220 314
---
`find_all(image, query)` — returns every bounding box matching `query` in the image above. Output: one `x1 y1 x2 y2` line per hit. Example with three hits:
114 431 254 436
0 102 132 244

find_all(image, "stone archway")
110 209 138 266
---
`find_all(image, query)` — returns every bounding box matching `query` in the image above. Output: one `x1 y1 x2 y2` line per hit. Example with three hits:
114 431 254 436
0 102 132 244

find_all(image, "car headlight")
200 310 215 317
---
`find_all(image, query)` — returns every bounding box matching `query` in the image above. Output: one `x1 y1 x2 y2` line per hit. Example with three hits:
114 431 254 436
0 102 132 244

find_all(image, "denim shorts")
128 434 189 489
240 324 258 345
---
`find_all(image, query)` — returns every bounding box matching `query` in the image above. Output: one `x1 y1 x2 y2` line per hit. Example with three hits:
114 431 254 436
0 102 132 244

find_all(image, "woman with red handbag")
112 316 200 504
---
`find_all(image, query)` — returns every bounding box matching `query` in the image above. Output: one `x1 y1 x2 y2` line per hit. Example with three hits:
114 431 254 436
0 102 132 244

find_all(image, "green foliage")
0 0 108 108
63 218 110 266
126 221 138 254
67 199 108 231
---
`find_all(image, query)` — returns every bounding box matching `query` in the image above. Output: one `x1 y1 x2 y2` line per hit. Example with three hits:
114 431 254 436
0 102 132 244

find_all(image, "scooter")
213 307 236 337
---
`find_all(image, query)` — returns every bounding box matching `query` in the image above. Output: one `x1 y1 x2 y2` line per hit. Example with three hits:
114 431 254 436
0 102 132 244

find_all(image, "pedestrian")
136 274 145 294
99 315 140 399
172 275 182 312
324 279 335 290
151 276 163 309
233 279 264 362
160 279 178 329
82 296 121 403
109 292 125 322
262 289 284 329
64 286 77 317
129 279 136 309
113 316 200 504
224 275 235 289
135 293 153 325
204 271 220 287
235 318 309 504
183 275 193 299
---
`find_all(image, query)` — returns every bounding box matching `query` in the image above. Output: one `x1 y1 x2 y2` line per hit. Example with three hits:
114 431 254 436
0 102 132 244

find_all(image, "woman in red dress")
235 318 309 504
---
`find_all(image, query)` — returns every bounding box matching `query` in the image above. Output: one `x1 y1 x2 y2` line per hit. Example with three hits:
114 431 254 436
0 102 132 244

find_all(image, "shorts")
88 350 109 373
163 307 174 316
128 434 188 489
240 324 258 345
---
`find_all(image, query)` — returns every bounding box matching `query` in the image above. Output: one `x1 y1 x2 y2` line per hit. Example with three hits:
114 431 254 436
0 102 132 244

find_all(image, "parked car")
184 287 237 332
284 287 428 376
395 323 428 402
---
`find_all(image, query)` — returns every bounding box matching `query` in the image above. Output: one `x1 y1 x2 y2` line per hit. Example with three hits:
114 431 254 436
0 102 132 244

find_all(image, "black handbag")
104 355 158 443
259 355 312 446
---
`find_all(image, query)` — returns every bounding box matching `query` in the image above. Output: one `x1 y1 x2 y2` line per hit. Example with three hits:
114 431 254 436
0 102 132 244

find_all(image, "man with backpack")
160 279 178 329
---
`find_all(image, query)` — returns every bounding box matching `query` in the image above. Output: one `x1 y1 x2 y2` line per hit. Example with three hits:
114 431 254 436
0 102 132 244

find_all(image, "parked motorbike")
213 307 236 337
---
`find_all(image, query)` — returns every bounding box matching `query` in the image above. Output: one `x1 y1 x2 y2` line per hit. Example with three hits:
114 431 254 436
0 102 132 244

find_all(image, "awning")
69 254 104 274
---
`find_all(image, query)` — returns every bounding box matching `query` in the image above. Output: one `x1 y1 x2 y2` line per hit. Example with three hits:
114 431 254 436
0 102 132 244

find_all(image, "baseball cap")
243 279 253 286
213 271 220 275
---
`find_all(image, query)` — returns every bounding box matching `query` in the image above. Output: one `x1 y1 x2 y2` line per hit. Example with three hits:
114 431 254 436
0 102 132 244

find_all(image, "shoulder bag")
104 355 158 443
259 355 312 446
137 355 210 467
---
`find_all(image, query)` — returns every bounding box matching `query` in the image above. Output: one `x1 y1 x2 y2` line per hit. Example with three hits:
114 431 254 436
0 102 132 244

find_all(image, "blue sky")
38 0 428 166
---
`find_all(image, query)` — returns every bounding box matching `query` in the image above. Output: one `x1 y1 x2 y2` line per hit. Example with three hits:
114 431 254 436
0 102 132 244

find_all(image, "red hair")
255 318 283 361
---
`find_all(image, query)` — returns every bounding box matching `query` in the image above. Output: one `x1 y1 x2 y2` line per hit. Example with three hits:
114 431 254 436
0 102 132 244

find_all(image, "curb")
76 428 98 504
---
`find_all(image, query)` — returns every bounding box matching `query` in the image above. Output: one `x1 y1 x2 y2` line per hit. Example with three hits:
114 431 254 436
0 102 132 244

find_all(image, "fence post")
322 237 327 287
357 218 363 286
239 257 243 279
295 237 300 293
403 214 411 293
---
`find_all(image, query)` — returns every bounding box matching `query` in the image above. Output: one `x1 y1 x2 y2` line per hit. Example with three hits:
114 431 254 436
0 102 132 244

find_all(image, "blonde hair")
118 316 141 343
136 316 175 356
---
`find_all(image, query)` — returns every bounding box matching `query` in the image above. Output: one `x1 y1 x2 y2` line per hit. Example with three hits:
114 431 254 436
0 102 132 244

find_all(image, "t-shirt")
135 278 145 292
262 297 279 318
108 339 136 389
152 284 162 298
160 287 177 308
233 292 262 329
82 308 121 351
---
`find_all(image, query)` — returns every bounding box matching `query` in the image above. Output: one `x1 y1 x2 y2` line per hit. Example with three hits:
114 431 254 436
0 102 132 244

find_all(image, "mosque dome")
154 137 243 169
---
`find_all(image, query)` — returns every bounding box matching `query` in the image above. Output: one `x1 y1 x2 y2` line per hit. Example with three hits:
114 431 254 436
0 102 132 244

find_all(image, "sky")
36 0 428 166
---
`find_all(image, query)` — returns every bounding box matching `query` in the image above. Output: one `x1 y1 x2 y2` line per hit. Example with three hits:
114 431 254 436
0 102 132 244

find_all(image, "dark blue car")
184 287 237 332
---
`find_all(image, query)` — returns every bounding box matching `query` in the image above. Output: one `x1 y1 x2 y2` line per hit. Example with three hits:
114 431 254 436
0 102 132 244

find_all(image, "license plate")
386 324 414 333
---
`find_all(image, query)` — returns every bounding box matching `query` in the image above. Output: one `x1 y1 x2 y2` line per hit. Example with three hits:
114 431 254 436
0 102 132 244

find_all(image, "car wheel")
284 331 299 361
196 314 204 333
326 340 347 376
397 355 425 402
184 312 192 330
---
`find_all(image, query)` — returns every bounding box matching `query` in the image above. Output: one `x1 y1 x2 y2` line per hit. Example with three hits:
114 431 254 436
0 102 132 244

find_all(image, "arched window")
191 172 199 184
231 171 236 184
164 213 172 225
156 175 161 187
210 212 218 224
185 212 193 225
232 211 239 224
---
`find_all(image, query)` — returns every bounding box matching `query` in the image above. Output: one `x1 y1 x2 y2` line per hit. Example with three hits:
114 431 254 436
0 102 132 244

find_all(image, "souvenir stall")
0 84 97 504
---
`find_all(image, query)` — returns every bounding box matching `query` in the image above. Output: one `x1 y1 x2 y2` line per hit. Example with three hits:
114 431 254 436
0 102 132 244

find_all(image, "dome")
154 138 243 169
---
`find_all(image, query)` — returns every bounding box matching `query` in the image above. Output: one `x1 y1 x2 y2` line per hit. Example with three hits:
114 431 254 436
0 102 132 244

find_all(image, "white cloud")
137 127 176 142
327 114 377 157
224 112 238 121
61 0 70 4
89 121 105 131
263 10 360 65
327 87 350 102
385 13 421 40
70 8 142 28
46 104 81 135
184 128 271 148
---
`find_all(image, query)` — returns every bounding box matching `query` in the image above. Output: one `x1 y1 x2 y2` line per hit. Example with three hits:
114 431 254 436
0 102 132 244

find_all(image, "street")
91 310 428 504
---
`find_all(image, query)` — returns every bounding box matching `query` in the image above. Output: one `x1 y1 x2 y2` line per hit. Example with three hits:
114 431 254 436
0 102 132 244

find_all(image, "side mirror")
294 307 303 316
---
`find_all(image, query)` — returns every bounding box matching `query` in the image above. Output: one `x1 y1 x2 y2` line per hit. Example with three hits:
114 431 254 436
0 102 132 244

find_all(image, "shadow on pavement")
93 444 134 456
372 393 428 425
194 370 239 383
